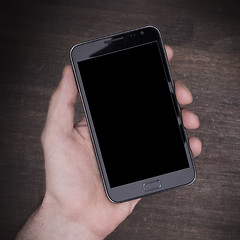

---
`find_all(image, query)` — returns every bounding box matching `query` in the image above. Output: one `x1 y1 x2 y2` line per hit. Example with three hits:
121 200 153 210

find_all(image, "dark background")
1 0 239 239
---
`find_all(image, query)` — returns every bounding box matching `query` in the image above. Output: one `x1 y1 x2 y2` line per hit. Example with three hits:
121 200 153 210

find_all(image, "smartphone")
70 26 196 203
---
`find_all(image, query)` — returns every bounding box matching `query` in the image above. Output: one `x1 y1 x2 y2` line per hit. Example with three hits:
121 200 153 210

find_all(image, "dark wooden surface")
1 0 240 239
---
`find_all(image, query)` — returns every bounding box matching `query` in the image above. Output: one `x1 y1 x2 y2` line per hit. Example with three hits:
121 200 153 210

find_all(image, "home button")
143 180 161 192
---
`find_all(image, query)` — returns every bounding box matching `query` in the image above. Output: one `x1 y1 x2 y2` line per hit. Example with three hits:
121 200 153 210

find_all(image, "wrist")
16 194 103 240
40 195 103 240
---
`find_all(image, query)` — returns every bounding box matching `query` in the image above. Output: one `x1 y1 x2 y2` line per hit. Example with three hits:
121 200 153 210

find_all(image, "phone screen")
78 41 189 188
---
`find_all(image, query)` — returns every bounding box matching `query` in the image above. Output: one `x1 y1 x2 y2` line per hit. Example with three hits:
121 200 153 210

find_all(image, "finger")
46 65 78 132
182 109 200 129
165 45 174 61
189 137 202 157
175 80 193 105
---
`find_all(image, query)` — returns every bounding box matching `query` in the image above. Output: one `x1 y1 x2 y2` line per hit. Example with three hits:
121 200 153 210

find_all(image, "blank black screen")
78 42 189 188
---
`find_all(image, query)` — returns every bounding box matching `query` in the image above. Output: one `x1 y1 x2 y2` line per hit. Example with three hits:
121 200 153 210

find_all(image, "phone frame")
70 26 196 203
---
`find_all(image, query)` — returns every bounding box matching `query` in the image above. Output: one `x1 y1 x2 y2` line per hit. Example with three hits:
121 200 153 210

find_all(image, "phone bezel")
70 26 196 203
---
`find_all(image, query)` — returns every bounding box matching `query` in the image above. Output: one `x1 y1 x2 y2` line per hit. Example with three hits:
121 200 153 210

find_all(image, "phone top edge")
69 25 162 51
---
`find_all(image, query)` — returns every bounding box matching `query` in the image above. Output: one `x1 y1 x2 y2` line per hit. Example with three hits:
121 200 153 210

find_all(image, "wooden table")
1 1 239 239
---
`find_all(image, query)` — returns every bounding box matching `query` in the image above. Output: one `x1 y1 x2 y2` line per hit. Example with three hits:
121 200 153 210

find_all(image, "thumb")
43 65 78 139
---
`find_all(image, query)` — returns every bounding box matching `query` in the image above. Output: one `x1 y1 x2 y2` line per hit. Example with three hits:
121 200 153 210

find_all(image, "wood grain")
0 0 239 239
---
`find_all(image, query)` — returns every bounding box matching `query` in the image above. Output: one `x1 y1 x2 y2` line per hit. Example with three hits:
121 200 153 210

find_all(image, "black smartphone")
70 26 196 203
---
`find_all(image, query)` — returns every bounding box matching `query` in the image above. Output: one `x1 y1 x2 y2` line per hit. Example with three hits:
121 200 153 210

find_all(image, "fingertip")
189 137 202 157
59 65 78 104
62 64 72 77
165 45 174 61
182 109 200 130
175 80 193 105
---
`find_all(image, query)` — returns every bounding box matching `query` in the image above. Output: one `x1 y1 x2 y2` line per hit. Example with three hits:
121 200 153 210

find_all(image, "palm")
43 117 138 237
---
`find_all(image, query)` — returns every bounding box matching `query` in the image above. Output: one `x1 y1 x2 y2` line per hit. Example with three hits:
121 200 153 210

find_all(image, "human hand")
16 46 201 240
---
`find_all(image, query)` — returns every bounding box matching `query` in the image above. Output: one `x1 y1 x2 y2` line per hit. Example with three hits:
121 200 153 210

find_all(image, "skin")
16 46 202 240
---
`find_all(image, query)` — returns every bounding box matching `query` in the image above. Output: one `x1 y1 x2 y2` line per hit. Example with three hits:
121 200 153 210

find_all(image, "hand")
16 46 201 240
